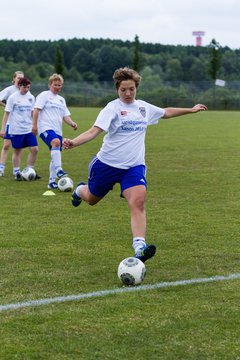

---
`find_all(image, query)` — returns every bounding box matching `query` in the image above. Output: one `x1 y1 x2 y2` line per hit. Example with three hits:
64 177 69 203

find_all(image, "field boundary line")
1 272 240 312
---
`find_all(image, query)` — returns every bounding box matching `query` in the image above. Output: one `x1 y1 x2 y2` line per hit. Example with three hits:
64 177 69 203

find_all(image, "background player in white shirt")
63 67 208 263
1 77 38 180
32 73 78 189
0 71 24 176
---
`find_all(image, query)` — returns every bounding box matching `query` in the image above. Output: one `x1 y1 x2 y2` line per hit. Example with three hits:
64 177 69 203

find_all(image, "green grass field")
1 108 240 359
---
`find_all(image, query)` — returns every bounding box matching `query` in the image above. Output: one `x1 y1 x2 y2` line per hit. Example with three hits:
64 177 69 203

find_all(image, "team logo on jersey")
121 110 128 116
139 107 146 117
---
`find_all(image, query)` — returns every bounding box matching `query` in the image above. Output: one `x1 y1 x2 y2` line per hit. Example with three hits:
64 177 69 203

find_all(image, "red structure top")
192 31 205 46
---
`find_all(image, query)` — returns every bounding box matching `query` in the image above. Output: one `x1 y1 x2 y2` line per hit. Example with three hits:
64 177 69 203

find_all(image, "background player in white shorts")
63 67 208 263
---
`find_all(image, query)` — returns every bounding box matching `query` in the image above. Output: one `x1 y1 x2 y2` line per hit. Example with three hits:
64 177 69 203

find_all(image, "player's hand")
32 126 38 135
0 131 5 138
63 138 74 149
72 122 78 130
192 104 208 112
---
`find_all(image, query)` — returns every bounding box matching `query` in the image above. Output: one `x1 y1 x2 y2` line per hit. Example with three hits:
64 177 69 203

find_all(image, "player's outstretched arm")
63 116 78 130
63 125 103 149
163 104 208 119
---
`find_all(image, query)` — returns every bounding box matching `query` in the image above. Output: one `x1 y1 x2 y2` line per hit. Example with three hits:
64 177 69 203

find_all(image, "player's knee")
87 194 102 206
136 198 145 211
87 198 100 206
51 139 61 148
31 147 38 155
128 196 145 211
3 143 10 151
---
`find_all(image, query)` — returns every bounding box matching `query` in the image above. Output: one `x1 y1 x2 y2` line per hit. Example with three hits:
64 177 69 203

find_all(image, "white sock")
50 147 62 173
76 184 85 198
13 167 20 175
132 237 146 256
49 160 57 183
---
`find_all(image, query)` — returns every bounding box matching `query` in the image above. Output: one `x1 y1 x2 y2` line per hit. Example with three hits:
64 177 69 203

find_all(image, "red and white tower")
192 31 205 46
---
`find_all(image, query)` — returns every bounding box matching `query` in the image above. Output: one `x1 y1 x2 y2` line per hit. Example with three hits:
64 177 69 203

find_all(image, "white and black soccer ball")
58 176 74 192
21 167 36 181
118 257 146 286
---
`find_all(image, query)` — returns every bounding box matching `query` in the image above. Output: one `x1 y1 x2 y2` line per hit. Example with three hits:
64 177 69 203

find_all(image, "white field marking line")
1 272 240 312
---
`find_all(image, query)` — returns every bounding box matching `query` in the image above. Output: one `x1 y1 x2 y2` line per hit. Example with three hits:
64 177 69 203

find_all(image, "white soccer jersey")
34 90 71 136
0 84 18 102
5 91 35 135
0 84 19 126
95 99 165 169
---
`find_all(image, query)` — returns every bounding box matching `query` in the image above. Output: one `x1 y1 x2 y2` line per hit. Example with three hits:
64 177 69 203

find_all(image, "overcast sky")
1 0 239 49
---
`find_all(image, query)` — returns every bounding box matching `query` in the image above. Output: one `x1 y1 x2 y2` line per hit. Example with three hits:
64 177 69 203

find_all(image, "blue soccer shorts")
40 130 62 150
87 156 147 198
10 132 38 149
4 125 11 140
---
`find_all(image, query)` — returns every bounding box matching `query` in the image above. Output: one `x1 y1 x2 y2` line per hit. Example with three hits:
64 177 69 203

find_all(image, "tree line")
0 37 239 82
0 37 240 109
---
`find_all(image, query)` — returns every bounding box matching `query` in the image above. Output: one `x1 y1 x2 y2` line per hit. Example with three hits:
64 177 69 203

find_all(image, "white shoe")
0 170 4 177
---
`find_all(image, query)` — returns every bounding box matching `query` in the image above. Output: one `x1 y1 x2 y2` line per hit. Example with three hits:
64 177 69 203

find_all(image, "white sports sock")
132 237 146 256
13 167 20 175
50 147 62 173
49 160 57 183
76 184 85 198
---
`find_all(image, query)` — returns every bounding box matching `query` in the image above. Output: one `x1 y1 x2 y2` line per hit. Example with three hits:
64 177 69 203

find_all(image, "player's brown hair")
113 67 141 90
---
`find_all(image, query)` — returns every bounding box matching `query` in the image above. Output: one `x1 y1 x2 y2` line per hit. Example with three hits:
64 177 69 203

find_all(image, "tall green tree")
54 45 64 76
208 38 222 80
133 35 140 72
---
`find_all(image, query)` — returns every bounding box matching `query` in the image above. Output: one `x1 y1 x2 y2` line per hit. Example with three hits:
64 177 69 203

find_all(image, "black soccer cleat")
71 182 86 207
135 244 156 263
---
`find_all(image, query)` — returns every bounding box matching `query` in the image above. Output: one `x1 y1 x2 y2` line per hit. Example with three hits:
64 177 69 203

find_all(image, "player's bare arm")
0 112 9 137
63 125 103 149
63 116 78 130
32 108 40 135
163 104 208 119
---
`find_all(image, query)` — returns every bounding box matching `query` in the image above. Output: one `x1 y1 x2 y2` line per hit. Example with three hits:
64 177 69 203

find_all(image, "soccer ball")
58 176 74 192
21 167 36 181
117 257 146 286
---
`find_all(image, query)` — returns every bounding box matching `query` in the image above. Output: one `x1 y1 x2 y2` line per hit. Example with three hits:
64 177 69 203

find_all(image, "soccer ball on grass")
118 257 146 286
21 167 36 181
58 176 74 192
